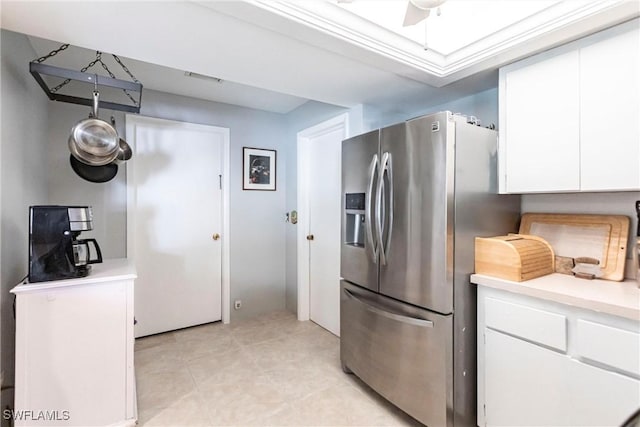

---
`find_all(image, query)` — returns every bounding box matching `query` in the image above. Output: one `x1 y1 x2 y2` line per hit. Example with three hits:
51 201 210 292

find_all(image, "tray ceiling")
333 0 560 54
232 0 639 86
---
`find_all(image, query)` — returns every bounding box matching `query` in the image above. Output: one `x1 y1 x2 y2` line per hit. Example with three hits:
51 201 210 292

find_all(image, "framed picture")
243 147 276 191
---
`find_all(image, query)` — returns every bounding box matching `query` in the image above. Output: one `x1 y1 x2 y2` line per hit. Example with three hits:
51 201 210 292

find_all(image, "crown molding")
445 0 639 74
248 0 639 84
249 0 448 75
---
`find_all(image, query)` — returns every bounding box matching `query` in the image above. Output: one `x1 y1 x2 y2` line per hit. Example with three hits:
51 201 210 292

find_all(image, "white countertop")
11 258 136 294
471 273 640 321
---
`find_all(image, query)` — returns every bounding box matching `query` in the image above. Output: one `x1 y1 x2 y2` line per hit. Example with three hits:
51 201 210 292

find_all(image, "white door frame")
125 115 231 324
296 113 349 321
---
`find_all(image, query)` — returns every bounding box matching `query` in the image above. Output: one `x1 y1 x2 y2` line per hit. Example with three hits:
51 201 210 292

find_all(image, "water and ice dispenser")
345 193 365 247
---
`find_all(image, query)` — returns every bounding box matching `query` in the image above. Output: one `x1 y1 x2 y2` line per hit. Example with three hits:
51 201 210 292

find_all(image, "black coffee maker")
28 205 103 283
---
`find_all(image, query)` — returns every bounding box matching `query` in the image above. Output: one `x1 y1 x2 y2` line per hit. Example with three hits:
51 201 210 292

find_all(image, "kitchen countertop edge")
11 258 136 294
470 273 640 321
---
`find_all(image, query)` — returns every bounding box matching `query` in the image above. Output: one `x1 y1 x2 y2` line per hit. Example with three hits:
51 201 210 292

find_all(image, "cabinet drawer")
576 319 640 377
486 297 567 351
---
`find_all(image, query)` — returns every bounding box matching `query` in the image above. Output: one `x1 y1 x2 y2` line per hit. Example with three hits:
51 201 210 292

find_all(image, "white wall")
523 192 640 269
140 91 289 322
47 103 127 258
40 60 502 324
281 90 500 314
0 29 50 421
46 90 290 322
362 87 499 132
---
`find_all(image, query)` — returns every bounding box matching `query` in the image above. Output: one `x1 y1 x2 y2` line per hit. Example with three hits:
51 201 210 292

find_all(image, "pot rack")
30 44 143 113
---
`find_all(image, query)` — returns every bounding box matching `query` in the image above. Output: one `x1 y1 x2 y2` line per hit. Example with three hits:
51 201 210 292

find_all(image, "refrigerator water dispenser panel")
345 193 366 248
345 214 365 247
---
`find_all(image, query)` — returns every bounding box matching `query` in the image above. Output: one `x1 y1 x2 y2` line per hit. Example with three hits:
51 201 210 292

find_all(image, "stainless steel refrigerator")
340 111 520 427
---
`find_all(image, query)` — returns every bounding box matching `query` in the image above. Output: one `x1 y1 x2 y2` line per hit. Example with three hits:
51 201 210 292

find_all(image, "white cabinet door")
484 328 640 427
569 359 640 427
499 20 639 194
502 49 580 193
484 328 572 426
15 282 128 426
580 26 640 191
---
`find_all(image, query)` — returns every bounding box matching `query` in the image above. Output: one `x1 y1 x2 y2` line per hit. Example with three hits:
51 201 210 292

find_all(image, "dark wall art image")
243 147 276 191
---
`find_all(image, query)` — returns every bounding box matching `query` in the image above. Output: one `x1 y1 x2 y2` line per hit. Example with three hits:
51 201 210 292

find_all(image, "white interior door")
300 114 348 336
127 117 227 337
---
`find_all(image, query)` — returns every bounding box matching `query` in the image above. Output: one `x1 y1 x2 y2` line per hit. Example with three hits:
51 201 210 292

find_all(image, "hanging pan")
110 116 132 163
68 90 119 166
69 155 118 183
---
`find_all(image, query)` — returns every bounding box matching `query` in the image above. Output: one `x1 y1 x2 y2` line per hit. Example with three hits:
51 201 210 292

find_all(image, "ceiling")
333 0 560 54
1 1 638 115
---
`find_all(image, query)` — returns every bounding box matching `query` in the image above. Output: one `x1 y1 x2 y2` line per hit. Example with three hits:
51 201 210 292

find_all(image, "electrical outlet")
234 300 242 310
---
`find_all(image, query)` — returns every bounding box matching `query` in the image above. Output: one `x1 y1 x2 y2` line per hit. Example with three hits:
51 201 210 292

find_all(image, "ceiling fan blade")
410 0 446 9
403 2 430 27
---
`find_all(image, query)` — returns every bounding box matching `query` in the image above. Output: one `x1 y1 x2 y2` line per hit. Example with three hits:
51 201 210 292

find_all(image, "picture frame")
242 147 277 191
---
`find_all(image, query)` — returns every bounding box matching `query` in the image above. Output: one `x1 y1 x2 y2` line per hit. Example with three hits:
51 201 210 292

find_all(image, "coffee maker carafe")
28 206 103 283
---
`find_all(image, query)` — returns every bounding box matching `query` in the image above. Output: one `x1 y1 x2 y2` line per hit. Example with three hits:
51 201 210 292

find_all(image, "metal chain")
96 56 138 106
32 44 69 63
50 51 103 93
112 54 140 83
98 58 116 79
33 46 139 107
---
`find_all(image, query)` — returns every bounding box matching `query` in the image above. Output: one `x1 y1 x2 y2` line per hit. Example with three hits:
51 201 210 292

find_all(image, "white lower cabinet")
478 287 640 427
570 358 640 427
485 329 571 427
11 260 136 427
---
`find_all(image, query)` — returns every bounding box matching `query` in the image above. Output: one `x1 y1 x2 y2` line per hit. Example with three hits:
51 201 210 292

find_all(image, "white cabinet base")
477 285 640 427
11 259 137 427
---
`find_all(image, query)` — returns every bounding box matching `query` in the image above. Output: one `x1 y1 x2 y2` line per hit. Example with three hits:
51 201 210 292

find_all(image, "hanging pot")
69 155 118 183
68 91 119 166
116 138 133 162
110 116 132 162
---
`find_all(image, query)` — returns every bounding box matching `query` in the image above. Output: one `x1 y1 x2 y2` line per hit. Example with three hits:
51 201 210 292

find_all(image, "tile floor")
135 310 422 426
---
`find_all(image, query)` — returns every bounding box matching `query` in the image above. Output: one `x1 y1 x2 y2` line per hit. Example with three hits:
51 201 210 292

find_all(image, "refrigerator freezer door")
341 130 380 292
379 113 454 313
340 281 453 427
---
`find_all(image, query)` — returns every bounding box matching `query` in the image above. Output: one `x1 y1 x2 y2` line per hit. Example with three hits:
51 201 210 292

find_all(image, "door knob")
212 233 221 241
306 234 314 241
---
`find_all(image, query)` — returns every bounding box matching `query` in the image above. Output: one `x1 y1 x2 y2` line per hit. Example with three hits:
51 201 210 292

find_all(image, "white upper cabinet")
499 19 640 194
580 26 640 191
502 49 581 193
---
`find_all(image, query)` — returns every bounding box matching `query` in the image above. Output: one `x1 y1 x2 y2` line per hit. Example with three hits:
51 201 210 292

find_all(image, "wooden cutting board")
519 213 629 281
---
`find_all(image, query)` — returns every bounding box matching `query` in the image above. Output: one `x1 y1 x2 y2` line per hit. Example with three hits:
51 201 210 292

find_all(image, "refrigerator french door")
340 111 520 427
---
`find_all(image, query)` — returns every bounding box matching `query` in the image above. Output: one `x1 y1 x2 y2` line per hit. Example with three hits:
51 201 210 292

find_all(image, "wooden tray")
519 213 629 281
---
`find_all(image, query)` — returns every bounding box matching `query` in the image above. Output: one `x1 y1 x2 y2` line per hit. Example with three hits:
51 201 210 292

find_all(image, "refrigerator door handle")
365 154 379 263
344 289 434 328
385 153 393 261
376 152 392 265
